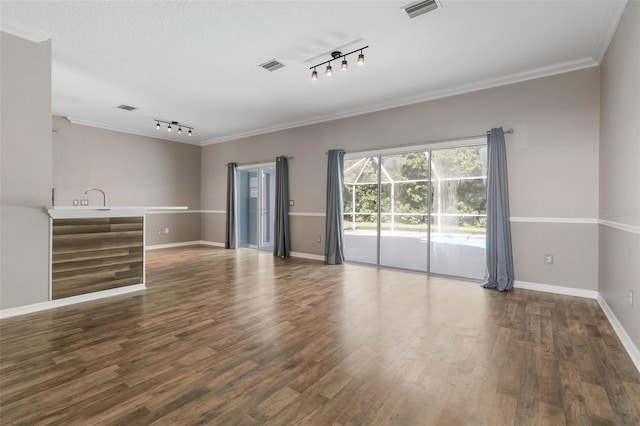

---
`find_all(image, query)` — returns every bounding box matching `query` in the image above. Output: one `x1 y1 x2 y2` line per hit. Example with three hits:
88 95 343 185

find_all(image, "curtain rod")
227 156 292 167
325 128 514 155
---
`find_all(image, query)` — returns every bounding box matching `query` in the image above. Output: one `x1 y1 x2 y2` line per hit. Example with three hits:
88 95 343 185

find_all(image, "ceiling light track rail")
310 45 369 80
154 119 194 136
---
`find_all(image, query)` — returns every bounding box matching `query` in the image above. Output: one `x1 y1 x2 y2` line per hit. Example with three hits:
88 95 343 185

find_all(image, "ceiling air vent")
404 0 439 19
117 104 137 111
259 59 285 72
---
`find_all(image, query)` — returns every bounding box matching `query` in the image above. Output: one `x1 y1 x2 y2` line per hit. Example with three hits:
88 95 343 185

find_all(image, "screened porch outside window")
343 145 487 279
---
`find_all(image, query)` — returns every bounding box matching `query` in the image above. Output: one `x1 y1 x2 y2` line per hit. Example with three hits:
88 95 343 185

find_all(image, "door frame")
235 163 276 252
343 137 487 278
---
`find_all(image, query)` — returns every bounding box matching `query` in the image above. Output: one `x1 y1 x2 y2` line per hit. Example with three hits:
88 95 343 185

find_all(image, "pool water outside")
344 230 486 279
427 233 486 249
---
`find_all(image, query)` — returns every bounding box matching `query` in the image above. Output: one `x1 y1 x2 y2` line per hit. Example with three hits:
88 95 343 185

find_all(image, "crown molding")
59 57 598 148
201 57 598 146
0 20 51 43
591 0 627 63
62 116 202 146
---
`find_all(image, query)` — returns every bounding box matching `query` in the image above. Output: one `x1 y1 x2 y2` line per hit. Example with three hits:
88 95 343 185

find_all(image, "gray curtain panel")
482 128 514 291
324 149 345 265
273 156 291 257
224 162 237 249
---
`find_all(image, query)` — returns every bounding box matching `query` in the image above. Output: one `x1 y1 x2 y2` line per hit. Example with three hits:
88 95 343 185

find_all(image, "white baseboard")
146 240 203 250
514 280 638 373
146 240 321 259
596 295 640 373
514 280 598 299
146 240 226 250
0 284 145 319
290 251 324 261
196 240 225 248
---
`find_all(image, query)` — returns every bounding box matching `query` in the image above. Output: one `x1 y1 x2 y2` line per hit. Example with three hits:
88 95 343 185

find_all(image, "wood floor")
1 246 639 425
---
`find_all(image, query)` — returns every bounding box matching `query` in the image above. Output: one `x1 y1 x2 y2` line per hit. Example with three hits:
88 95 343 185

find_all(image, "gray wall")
1 14 636 355
52 116 202 246
1 32 53 309
202 67 601 290
599 2 640 348
146 212 202 246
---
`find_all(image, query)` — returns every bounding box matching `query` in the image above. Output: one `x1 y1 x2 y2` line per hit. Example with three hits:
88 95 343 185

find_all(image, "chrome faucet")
85 188 107 206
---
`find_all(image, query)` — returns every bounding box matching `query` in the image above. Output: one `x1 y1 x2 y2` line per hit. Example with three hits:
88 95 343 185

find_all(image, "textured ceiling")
0 1 626 145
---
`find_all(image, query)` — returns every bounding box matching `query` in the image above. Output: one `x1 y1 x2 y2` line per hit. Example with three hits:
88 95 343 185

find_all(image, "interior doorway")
236 165 276 252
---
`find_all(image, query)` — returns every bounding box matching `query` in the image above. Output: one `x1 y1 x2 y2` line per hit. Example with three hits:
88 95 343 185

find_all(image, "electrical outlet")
72 199 79 206
80 199 89 206
289 200 294 206
317 235 321 243
165 228 169 234
157 229 162 235
630 290 634 306
544 254 554 265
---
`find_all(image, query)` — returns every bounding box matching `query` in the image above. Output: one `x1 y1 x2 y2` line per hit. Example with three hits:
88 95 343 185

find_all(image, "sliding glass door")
237 166 275 252
343 157 379 264
428 146 487 278
343 142 487 280
379 152 431 272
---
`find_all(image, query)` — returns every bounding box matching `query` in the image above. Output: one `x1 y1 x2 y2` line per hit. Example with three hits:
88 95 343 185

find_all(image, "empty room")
1 1 639 425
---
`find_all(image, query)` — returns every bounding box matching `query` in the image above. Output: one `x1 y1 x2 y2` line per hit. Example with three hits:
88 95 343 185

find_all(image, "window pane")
379 152 430 271
343 157 378 264
342 144 487 280
429 146 487 279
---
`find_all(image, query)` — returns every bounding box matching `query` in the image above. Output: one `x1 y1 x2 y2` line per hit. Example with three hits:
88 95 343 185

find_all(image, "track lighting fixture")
310 45 368 80
154 119 194 137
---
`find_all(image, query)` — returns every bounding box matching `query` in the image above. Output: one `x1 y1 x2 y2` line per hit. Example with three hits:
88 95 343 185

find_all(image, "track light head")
309 46 367 79
154 119 194 137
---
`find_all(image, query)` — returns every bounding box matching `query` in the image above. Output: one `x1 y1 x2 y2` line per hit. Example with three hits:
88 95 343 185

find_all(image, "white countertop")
47 206 188 219
48 206 188 210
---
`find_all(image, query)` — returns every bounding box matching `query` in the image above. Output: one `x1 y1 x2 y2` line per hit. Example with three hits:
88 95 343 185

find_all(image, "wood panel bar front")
51 217 144 299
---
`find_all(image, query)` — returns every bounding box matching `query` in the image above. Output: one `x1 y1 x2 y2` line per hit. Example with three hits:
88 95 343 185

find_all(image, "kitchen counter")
47 206 187 219
46 206 187 301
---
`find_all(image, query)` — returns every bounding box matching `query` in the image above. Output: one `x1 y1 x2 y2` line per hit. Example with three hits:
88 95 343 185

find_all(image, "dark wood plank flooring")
1 245 639 425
